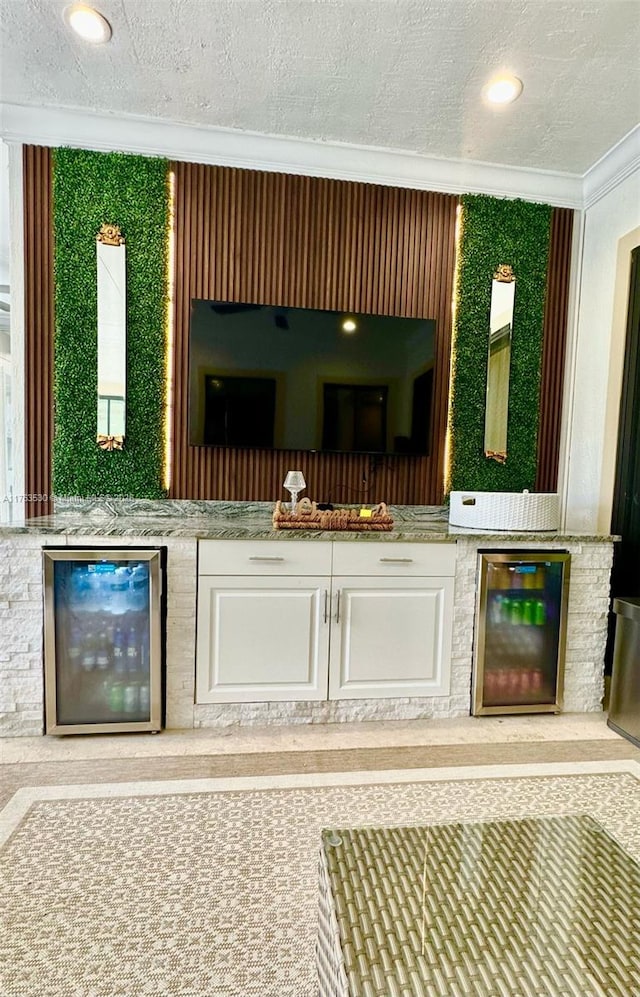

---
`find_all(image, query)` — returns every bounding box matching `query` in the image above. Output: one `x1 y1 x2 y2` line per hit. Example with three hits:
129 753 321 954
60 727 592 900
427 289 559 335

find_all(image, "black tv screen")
189 300 435 456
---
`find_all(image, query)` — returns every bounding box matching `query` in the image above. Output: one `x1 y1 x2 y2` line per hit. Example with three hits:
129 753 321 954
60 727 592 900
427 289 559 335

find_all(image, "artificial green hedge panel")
448 194 552 494
53 148 169 498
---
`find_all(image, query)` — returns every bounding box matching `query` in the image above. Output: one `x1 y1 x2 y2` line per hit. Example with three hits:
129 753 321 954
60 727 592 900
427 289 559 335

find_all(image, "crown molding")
583 124 640 210
1 101 584 209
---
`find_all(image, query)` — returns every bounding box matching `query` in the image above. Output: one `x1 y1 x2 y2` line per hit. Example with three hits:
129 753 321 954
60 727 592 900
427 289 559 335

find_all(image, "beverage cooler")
43 549 164 735
472 551 570 715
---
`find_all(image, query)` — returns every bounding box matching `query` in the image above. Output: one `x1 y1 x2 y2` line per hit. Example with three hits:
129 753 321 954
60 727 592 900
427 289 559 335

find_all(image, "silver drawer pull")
249 556 285 562
379 557 413 563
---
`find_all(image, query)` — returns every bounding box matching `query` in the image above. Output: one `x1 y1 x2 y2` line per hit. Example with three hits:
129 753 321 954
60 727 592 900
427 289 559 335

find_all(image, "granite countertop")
0 499 618 543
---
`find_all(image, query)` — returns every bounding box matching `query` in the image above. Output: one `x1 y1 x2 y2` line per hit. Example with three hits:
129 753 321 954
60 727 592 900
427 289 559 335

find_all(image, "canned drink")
123 683 139 713
108 681 124 713
534 599 547 626
490 595 504 625
507 668 520 695
522 599 535 626
510 599 523 625
138 683 150 714
96 631 110 669
68 627 82 668
80 650 96 671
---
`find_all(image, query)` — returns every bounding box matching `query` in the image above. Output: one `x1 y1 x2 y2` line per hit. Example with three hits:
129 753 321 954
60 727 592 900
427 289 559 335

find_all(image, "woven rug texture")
2 772 639 997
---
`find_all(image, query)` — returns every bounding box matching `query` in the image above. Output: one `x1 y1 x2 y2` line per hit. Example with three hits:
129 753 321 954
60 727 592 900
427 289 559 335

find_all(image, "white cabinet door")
328 576 454 699
196 575 330 703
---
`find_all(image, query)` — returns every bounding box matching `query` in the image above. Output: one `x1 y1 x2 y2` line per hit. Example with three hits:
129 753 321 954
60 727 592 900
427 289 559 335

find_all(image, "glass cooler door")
472 551 570 715
43 549 162 734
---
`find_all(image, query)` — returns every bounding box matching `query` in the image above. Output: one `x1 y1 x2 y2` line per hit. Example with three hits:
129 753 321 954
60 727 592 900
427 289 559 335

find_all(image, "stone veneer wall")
0 534 612 735
1 535 57 735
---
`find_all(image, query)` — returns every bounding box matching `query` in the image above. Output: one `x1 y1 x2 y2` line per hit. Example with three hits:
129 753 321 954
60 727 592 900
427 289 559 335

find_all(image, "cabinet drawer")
198 539 332 576
332 541 456 577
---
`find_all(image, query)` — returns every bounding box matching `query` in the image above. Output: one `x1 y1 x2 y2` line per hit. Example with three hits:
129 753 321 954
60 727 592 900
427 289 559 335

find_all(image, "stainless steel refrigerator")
472 551 571 715
43 549 164 735
608 597 640 747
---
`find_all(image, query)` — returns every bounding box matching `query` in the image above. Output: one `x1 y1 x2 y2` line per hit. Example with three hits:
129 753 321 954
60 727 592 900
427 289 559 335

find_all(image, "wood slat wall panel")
536 208 574 492
23 145 54 519
170 163 458 504
21 153 569 513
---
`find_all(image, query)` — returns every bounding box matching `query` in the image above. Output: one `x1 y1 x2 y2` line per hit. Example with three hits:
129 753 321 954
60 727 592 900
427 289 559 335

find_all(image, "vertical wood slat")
23 146 54 519
536 208 575 492
170 163 458 505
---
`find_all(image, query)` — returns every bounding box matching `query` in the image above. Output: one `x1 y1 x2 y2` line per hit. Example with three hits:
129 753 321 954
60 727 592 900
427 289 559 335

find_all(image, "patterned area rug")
2 764 639 997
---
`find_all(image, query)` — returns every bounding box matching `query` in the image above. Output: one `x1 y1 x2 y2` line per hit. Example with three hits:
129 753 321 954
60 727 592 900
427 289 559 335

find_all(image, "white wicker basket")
449 490 559 532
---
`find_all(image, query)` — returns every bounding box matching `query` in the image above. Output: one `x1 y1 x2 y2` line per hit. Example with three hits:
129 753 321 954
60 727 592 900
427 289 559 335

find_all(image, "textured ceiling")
1 0 639 174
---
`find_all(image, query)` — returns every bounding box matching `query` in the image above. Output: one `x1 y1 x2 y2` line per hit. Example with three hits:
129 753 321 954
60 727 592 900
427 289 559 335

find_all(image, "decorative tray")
273 498 394 532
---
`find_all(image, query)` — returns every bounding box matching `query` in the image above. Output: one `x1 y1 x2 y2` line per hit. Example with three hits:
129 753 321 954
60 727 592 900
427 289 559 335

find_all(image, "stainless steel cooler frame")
43 548 163 735
472 550 571 716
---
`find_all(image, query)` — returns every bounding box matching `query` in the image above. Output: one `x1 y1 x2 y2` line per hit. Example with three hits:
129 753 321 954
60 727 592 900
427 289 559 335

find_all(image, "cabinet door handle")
324 589 329 624
335 589 341 624
379 557 413 563
248 556 285 562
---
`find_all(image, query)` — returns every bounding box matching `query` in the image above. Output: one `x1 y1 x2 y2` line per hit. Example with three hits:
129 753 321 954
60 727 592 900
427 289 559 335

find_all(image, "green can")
510 599 523 625
522 599 535 625
534 599 547 626
108 681 124 713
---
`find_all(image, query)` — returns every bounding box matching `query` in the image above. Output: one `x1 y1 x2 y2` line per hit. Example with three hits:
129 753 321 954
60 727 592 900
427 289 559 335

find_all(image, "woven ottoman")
316 815 640 997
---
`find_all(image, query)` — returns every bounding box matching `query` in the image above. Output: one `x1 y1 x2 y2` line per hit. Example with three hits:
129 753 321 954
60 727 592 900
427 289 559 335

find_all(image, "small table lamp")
283 470 306 516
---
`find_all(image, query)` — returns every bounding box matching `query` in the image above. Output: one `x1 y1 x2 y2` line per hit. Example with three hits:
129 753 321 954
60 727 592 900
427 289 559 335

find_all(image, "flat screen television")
188 300 436 456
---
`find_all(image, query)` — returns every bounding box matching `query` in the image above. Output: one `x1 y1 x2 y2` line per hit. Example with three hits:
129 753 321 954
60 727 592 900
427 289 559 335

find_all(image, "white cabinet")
329 575 454 699
196 539 456 704
196 574 330 703
196 541 332 703
328 542 455 700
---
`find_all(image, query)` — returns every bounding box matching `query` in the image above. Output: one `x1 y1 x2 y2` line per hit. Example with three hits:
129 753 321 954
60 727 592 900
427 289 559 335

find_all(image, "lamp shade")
283 470 306 491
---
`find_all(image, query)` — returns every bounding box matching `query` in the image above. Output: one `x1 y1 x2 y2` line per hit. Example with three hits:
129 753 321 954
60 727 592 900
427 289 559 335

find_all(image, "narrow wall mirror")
484 264 515 463
96 224 126 450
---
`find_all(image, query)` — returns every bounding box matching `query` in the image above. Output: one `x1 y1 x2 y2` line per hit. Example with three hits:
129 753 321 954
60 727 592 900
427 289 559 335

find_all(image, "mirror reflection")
96 224 126 449
484 264 515 463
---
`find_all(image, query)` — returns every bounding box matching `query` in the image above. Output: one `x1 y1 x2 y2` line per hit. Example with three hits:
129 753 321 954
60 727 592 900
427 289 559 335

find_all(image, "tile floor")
0 711 630 762
2 713 639 808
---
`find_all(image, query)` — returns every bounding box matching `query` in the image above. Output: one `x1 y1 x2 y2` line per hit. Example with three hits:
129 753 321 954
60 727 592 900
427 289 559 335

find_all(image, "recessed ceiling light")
63 4 112 44
484 74 523 106
342 318 357 333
